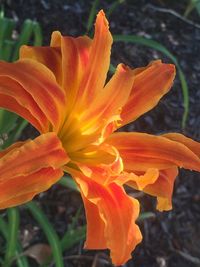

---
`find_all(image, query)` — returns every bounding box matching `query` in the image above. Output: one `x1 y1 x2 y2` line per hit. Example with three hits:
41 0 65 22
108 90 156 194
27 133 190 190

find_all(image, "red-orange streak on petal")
20 45 62 85
80 64 135 133
0 59 66 132
162 133 200 158
106 132 200 172
73 173 142 266
0 132 69 182
121 61 176 126
60 35 91 113
0 76 49 132
75 10 112 106
0 94 44 132
81 192 107 249
0 168 63 209
61 64 135 152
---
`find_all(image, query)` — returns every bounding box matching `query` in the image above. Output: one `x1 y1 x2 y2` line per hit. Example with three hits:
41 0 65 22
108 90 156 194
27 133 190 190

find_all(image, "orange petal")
139 168 178 211
72 171 142 266
118 167 178 211
75 10 113 107
0 59 66 132
81 192 107 249
60 64 135 152
20 45 62 85
0 133 69 208
51 31 92 113
0 76 49 132
69 143 123 184
162 133 200 157
117 168 159 190
0 94 44 132
106 132 200 172
120 60 176 126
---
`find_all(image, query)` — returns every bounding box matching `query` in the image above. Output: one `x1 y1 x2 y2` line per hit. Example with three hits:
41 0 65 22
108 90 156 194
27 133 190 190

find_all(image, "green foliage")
0 12 42 150
0 12 42 61
27 202 64 267
184 0 200 17
58 176 79 192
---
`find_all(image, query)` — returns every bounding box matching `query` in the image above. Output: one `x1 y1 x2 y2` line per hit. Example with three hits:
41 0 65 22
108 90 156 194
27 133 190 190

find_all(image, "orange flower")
0 10 200 266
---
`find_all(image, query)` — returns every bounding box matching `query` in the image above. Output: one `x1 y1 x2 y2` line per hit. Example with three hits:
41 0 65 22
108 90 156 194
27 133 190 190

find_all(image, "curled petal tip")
96 9 109 28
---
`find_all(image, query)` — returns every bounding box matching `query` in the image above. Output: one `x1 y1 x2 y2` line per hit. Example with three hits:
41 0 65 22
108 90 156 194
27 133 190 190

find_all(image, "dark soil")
1 0 200 267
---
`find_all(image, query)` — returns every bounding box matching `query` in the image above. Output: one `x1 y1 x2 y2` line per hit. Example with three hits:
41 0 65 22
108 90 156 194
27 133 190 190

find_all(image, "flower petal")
162 133 200 157
75 10 112 107
127 168 178 211
106 132 200 172
0 133 69 208
20 45 62 85
0 59 66 132
120 60 176 126
60 64 135 152
51 31 92 113
0 76 49 132
72 171 142 266
69 143 123 184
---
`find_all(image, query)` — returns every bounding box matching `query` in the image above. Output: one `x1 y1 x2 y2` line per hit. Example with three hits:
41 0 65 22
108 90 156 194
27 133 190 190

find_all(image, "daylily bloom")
0 10 200 266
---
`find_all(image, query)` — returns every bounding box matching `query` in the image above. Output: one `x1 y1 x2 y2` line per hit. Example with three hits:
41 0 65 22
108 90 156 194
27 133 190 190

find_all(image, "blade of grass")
184 0 200 17
113 34 189 128
86 0 99 33
2 40 15 61
12 118 28 141
0 17 16 60
58 176 79 192
61 225 86 251
137 212 156 222
26 201 64 267
32 22 43 46
0 215 29 267
0 110 18 135
61 207 85 251
4 208 20 267
12 19 34 61
106 0 125 18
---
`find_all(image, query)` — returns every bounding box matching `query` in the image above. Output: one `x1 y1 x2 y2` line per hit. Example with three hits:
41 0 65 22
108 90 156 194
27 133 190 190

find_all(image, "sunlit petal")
20 45 62 85
106 132 200 172
0 59 66 132
69 169 142 266
0 133 69 208
120 60 175 126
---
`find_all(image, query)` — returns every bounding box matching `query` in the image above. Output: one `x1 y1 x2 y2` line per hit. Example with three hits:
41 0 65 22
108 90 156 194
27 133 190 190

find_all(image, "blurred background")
0 0 200 267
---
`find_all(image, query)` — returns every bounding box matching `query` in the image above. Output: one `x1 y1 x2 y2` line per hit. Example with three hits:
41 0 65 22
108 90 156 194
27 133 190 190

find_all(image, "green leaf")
137 212 155 222
86 0 99 33
106 0 125 18
0 109 18 135
60 207 86 251
12 19 34 61
113 34 189 128
58 176 79 192
0 17 16 60
61 225 86 251
0 214 29 267
32 22 43 46
184 0 200 17
26 202 64 267
4 208 20 267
